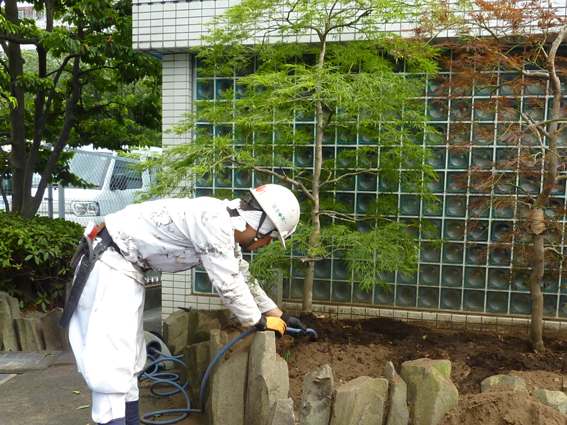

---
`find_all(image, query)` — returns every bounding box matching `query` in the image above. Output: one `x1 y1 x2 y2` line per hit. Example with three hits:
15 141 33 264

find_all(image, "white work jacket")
102 197 277 327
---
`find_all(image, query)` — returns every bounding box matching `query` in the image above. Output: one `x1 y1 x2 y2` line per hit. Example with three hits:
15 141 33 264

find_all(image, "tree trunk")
303 260 314 314
529 230 545 351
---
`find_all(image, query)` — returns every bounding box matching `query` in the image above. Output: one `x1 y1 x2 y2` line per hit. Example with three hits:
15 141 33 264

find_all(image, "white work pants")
69 254 146 424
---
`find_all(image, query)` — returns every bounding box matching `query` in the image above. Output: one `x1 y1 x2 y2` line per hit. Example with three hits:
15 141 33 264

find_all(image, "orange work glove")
255 315 287 337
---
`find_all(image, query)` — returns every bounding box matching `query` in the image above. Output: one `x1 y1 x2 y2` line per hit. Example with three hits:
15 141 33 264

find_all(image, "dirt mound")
276 314 567 411
440 383 567 425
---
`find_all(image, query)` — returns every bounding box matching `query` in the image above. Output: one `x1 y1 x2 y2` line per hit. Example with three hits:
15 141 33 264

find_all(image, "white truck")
1 146 161 227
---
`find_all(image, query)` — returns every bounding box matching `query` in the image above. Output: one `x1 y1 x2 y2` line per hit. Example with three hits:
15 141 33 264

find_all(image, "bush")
0 212 83 311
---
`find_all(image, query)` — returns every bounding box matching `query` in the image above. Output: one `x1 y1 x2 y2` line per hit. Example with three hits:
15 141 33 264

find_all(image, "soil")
274 314 567 424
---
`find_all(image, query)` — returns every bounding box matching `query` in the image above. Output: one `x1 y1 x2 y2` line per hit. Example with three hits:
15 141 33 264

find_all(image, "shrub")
0 212 83 311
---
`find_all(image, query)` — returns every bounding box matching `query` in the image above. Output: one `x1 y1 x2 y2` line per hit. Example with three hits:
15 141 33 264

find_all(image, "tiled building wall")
135 1 567 326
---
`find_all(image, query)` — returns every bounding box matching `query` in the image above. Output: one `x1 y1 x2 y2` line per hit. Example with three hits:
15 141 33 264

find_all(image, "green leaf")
77 405 90 410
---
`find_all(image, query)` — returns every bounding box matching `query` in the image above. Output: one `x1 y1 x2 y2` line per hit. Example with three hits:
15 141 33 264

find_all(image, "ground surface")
273 314 567 424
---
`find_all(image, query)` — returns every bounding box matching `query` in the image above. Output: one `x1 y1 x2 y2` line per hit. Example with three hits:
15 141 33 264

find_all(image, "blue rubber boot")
126 400 140 425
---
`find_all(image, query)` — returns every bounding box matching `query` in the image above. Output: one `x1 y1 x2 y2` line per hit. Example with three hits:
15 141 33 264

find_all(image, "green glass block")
396 285 417 307
444 220 465 240
397 272 417 284
357 221 372 234
336 192 355 211
401 218 419 237
466 244 487 265
542 273 559 293
463 290 485 311
423 196 443 217
214 169 232 187
442 266 463 287
378 271 395 283
338 129 357 145
469 197 490 218
418 287 439 309
472 148 493 168
321 129 336 144
353 283 373 304
374 285 395 305
332 281 352 303
295 147 314 167
510 293 532 315
427 102 448 120
488 268 510 290
512 269 530 292
356 194 375 214
359 133 377 144
421 242 441 262
472 123 495 145
473 101 496 122
489 247 511 266
235 61 254 76
400 195 420 216
419 265 440 286
426 172 445 193
234 170 252 187
445 196 466 217
440 288 462 309
492 203 514 219
486 291 509 313
428 148 446 169
313 280 331 301
357 174 377 191
467 221 489 242
446 172 465 193
196 80 214 99
443 243 464 263
216 79 234 99
551 180 566 195
465 267 485 288
314 259 332 279
322 147 335 162
282 278 290 299
253 172 271 187
336 147 357 167
290 279 304 299
378 176 398 192
559 295 567 317
194 272 212 293
421 219 441 239
448 149 469 169
543 295 558 317
292 265 305 278
196 189 213 198
333 260 350 280
491 221 512 242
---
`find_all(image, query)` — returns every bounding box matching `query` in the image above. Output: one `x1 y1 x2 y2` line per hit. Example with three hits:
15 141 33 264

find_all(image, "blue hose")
139 325 317 424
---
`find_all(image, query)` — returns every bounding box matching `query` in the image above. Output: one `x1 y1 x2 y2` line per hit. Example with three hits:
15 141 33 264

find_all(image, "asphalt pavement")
0 307 205 425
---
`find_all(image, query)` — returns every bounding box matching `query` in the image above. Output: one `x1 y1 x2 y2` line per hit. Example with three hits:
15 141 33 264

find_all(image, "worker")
62 184 307 425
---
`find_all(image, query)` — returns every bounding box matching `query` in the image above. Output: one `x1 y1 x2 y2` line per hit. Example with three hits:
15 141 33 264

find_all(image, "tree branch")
0 35 39 45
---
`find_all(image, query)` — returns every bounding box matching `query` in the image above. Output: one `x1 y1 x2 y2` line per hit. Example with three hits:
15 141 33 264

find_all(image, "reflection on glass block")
442 266 463 287
332 281 352 303
322 147 335 162
525 82 547 95
398 272 417 284
374 285 395 305
465 268 485 288
490 247 511 265
420 265 439 285
336 193 354 210
422 219 442 239
295 147 314 166
469 197 490 218
322 130 335 144
314 260 331 278
423 197 443 217
216 79 234 98
428 148 445 168
427 172 445 193
519 178 539 194
360 133 376 144
234 170 252 187
418 287 439 308
194 272 212 293
378 177 398 191
421 242 441 263
512 269 530 291
559 296 567 317
356 194 375 214
357 221 372 234
291 279 304 299
446 172 465 192
472 148 492 167
443 243 463 263
358 174 377 191
196 80 214 99
445 196 466 217
396 285 417 307
463 290 484 311
401 195 420 215
488 268 510 289
378 271 395 283
486 291 508 313
491 222 512 241
401 219 419 237
354 283 372 303
542 273 559 293
466 244 486 264
448 149 469 169
467 222 488 242
510 293 532 315
543 295 557 317
441 289 461 309
428 106 447 120
313 280 331 301
444 220 465 240
333 261 350 280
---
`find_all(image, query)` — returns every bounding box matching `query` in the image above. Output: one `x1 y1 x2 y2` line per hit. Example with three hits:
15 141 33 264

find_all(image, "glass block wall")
191 56 567 319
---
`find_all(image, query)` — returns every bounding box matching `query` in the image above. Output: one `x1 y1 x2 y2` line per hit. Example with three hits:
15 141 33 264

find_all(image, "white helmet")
247 184 300 248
